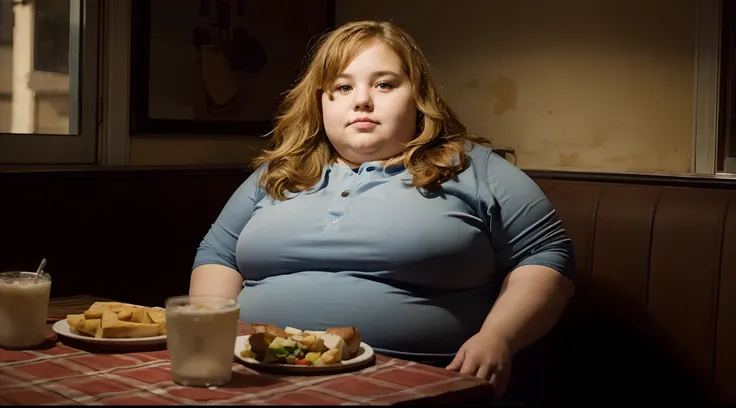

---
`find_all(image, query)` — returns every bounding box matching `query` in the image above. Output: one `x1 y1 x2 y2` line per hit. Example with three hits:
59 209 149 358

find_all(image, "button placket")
324 171 357 230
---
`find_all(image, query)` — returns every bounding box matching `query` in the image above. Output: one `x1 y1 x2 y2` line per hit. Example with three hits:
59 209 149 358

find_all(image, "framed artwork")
0 0 13 45
129 0 335 137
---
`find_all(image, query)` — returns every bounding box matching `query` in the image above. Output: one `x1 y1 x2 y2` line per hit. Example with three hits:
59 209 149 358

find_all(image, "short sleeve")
476 150 575 282
192 164 268 273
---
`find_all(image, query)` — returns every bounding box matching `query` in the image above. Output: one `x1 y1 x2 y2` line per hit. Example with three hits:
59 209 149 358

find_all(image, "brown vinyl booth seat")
522 172 736 405
1 166 735 404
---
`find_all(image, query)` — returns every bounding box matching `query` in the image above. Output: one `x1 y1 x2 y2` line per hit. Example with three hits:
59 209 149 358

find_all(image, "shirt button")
340 190 350 197
332 218 339 224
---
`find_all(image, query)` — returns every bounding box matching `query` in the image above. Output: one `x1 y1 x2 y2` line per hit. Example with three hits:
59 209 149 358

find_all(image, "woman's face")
321 41 417 167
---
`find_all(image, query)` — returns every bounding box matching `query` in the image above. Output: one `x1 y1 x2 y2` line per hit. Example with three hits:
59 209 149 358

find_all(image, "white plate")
234 334 375 374
52 307 167 346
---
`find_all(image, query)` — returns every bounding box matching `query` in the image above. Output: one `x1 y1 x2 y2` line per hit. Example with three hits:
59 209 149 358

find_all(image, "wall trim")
99 0 131 166
526 168 736 189
693 0 723 175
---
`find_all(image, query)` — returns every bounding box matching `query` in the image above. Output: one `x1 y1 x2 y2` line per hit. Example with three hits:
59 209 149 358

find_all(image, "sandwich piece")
326 326 362 356
251 323 287 340
321 333 350 361
78 319 101 336
299 333 327 353
96 310 160 338
98 321 161 338
113 307 134 321
83 302 126 319
102 309 118 325
131 307 153 324
317 348 342 365
95 310 118 338
247 333 272 359
88 301 127 310
248 323 289 359
146 308 166 335
284 327 302 336
66 314 85 329
66 314 101 337
83 302 139 321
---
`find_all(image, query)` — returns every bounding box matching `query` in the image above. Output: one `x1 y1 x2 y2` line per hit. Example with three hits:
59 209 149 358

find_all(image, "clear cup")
165 295 240 387
0 271 52 349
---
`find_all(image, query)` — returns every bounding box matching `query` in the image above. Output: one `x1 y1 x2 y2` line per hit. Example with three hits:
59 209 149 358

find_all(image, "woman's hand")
445 332 512 399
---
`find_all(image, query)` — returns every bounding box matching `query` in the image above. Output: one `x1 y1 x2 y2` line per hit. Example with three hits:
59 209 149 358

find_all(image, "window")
0 0 99 165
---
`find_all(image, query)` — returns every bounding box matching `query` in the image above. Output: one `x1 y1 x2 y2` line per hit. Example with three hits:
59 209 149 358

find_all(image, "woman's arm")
480 148 577 342
478 265 574 355
190 265 244 300
446 149 575 396
189 165 267 298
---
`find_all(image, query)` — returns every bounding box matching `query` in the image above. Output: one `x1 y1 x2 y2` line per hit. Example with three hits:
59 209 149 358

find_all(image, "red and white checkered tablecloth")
0 323 494 405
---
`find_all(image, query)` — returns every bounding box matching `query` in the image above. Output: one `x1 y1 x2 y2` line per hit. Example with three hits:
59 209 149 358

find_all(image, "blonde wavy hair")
253 20 491 200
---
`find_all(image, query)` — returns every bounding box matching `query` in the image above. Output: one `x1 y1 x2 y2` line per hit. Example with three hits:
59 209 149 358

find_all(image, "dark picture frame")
128 0 335 137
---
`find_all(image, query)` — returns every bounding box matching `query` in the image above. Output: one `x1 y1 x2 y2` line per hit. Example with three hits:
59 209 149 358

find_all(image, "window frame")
717 0 736 173
693 0 722 175
0 0 99 165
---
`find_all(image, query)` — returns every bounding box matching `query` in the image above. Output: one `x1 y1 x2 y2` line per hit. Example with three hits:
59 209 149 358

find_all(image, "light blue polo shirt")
193 143 574 364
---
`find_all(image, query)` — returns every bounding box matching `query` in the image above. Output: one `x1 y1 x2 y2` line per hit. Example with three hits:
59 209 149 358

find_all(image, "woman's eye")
336 85 352 92
377 82 393 90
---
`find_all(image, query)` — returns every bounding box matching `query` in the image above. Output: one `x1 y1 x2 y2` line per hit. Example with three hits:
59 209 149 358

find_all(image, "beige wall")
336 0 698 174
130 0 698 173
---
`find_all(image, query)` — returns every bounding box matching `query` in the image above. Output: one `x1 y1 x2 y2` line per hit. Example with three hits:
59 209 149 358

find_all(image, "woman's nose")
354 101 373 111
352 90 373 111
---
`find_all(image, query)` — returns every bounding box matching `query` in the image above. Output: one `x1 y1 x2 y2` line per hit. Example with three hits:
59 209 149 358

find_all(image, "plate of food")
52 301 167 346
234 323 375 374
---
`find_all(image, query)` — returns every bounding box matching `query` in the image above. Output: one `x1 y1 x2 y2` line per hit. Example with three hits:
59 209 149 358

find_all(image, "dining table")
0 296 495 405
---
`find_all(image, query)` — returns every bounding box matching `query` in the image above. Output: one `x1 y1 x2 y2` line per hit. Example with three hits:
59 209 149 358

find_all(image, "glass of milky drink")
165 295 240 387
0 271 52 349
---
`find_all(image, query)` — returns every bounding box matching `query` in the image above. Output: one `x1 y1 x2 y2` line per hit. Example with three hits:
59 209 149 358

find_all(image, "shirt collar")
284 161 411 199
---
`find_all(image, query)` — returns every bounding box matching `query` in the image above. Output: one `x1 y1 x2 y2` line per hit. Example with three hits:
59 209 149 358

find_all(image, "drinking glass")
0 271 52 349
165 295 240 387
